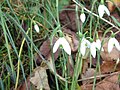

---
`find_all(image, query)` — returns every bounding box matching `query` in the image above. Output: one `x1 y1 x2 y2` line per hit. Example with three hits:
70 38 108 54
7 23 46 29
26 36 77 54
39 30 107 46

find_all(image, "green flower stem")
15 29 30 89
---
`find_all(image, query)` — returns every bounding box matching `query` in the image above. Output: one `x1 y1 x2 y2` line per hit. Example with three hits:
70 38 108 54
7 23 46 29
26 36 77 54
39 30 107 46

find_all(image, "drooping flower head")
80 8 86 23
90 41 97 58
80 38 104 58
95 39 104 51
108 37 120 53
98 4 110 18
53 37 71 55
34 24 40 33
80 13 86 23
90 39 104 58
80 38 90 56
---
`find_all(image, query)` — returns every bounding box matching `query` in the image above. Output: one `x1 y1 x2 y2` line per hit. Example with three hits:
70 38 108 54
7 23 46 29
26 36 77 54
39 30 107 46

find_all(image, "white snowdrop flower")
53 37 71 55
80 13 86 23
34 24 40 33
116 58 120 65
98 4 110 18
90 39 104 58
80 38 104 58
90 42 97 58
108 37 120 53
80 39 87 56
80 38 90 56
95 39 104 51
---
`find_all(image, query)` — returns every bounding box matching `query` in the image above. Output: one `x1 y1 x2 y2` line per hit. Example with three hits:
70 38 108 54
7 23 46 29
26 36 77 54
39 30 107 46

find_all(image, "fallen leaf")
30 66 50 90
40 37 59 60
82 68 95 78
82 68 95 84
63 28 79 52
82 60 89 74
35 37 60 65
47 56 69 82
81 72 120 90
107 0 120 12
100 61 115 73
96 73 120 90
81 84 93 90
67 56 74 76
59 5 81 32
17 77 32 90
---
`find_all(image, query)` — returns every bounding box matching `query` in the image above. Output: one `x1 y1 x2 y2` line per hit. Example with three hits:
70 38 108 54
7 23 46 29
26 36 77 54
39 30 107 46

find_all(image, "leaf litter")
30 66 50 90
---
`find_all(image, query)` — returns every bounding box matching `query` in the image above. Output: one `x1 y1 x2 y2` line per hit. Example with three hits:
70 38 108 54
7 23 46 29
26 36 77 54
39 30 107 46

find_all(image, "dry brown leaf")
67 56 74 76
100 61 115 73
81 72 120 90
81 84 93 90
82 68 95 84
59 5 81 32
82 60 89 74
63 28 79 52
47 56 68 82
40 37 59 60
82 68 95 78
100 60 120 73
30 67 50 90
107 0 120 12
35 37 60 65
17 77 32 90
96 81 119 90
96 74 120 90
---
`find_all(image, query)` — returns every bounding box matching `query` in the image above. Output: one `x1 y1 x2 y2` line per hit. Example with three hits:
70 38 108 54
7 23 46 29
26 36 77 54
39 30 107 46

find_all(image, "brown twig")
78 72 120 82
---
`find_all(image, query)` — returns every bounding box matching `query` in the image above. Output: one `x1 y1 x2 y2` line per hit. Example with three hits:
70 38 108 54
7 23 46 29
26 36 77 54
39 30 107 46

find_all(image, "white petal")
80 40 86 56
108 38 114 53
116 58 120 65
96 39 104 51
85 39 91 48
53 38 61 53
34 24 40 33
60 37 71 55
98 5 110 18
80 13 86 23
114 38 120 51
103 5 110 16
90 42 96 58
98 5 105 18
95 39 101 49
